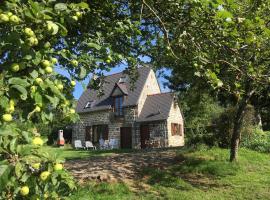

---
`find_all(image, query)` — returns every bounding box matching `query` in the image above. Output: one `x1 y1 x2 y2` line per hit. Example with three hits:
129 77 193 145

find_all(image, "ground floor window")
92 125 109 144
171 123 182 136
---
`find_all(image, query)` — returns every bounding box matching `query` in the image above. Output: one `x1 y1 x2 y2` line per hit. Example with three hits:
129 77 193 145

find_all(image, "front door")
85 126 91 141
120 127 132 149
140 125 150 149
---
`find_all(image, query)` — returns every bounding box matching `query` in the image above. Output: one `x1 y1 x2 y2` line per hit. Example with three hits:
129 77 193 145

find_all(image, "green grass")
48 146 270 200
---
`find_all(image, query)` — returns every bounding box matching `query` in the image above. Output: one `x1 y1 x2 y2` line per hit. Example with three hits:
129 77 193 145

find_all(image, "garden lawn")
46 146 270 200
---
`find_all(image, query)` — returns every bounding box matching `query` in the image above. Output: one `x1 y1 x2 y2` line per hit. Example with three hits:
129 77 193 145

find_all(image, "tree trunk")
230 90 255 162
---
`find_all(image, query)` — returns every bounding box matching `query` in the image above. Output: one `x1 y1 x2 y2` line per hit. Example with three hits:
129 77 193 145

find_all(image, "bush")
213 105 257 148
241 129 270 153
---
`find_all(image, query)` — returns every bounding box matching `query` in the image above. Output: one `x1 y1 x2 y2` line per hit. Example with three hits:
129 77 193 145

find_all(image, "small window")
85 101 94 109
171 123 182 136
118 76 127 83
114 96 124 116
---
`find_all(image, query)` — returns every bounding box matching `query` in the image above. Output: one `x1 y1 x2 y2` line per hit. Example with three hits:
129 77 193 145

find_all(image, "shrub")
241 129 270 153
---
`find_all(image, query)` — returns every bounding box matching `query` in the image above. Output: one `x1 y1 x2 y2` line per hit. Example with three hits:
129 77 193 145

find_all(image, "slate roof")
76 66 151 113
137 92 175 122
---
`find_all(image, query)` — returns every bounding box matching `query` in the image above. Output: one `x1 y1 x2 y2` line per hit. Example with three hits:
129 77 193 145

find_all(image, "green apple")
32 163 41 170
54 163 63 171
11 63 20 72
51 57 58 64
35 106 41 112
32 137 43 146
70 59 78 67
40 171 50 181
76 11 82 17
26 37 36 46
44 42 51 49
30 86 37 93
24 28 35 37
71 80 76 87
105 59 111 64
0 14 9 22
57 84 64 90
6 105 15 113
45 66 53 74
69 108 75 114
33 37 38 46
47 24 53 32
9 15 20 24
9 99 15 106
35 78 43 84
72 16 78 21
41 60 50 68
2 114 12 122
20 186 29 196
7 12 13 17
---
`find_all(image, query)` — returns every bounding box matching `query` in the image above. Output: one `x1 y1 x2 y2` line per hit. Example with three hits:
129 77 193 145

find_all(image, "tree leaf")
8 78 29 87
0 165 10 191
79 67 86 79
87 42 101 50
54 3 67 11
10 85 28 100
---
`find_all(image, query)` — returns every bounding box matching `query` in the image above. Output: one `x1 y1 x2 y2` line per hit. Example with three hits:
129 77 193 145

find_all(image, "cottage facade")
73 67 184 149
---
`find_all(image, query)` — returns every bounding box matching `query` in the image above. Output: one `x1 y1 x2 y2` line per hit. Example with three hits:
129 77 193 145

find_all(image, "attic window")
118 76 127 83
85 101 94 109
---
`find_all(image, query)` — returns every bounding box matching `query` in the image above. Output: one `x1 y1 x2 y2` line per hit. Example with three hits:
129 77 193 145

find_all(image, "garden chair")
85 141 96 150
109 139 118 149
74 140 85 150
99 138 105 149
104 140 110 149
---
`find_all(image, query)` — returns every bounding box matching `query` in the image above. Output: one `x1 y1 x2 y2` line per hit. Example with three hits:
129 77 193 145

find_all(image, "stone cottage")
72 66 184 149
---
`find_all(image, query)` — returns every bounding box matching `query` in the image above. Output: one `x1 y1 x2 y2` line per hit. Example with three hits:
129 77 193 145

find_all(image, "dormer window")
85 100 94 109
118 76 127 83
114 96 124 116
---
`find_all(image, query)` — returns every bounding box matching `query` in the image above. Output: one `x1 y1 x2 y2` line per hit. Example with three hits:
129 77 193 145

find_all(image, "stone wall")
167 101 184 147
73 107 138 148
134 120 168 149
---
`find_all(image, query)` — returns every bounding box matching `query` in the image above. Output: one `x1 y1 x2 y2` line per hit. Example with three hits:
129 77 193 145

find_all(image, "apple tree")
0 0 146 199
140 0 270 161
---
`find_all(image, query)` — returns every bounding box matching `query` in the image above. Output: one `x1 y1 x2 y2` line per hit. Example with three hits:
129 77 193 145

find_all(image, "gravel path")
65 149 180 185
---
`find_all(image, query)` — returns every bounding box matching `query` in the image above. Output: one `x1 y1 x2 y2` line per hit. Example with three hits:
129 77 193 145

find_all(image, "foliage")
179 88 224 146
0 0 148 198
0 124 76 199
213 105 257 148
241 129 270 153
142 0 270 160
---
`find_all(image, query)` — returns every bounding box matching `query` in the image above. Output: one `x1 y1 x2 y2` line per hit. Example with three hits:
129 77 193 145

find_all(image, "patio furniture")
74 140 85 150
104 140 110 149
109 139 119 149
85 141 96 150
99 138 105 149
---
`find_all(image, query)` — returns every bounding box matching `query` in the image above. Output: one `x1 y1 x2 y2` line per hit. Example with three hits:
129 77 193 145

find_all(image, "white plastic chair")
109 139 119 149
104 140 110 149
74 140 85 150
85 141 96 150
99 138 105 149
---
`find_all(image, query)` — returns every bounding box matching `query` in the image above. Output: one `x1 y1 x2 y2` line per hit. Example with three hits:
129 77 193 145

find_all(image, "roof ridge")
147 92 174 96
95 66 150 78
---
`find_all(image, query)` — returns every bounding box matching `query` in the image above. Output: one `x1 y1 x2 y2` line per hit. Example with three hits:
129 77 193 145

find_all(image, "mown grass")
52 146 270 200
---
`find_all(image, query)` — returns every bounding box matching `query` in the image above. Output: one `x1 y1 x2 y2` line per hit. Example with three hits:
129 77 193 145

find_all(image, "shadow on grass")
141 152 240 191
